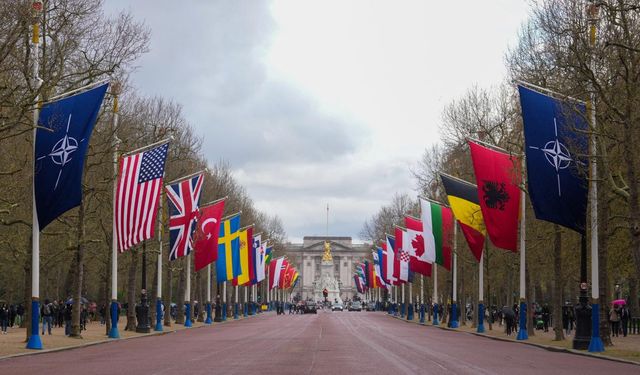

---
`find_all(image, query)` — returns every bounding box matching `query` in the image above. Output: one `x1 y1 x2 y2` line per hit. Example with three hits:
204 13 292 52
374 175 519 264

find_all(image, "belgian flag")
440 173 486 262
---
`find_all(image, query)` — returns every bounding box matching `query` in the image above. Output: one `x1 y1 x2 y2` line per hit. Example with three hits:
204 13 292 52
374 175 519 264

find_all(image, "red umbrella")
611 299 626 305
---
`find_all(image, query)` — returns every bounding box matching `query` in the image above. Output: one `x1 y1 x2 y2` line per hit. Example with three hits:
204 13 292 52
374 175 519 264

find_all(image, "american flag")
115 142 169 252
166 173 204 261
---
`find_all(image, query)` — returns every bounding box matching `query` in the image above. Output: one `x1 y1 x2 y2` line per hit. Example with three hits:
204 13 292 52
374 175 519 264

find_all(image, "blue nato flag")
518 85 588 234
34 83 108 230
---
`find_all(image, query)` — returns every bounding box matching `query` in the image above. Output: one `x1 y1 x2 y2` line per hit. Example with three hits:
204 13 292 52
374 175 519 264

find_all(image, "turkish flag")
468 140 521 252
193 199 225 272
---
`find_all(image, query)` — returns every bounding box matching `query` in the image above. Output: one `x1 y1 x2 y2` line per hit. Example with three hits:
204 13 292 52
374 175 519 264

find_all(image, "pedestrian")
609 304 620 337
41 299 53 335
541 304 550 332
99 303 106 325
80 304 88 331
620 303 630 337
0 303 9 334
64 302 73 336
8 304 16 328
16 303 24 327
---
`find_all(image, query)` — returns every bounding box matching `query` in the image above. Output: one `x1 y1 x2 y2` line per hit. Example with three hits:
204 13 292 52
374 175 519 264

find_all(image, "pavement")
1 310 639 374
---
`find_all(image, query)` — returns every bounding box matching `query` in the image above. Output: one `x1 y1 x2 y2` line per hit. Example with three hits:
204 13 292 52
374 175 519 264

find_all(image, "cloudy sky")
105 0 530 243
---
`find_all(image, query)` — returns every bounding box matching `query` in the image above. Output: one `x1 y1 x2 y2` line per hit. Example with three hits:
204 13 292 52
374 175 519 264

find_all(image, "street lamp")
615 283 620 300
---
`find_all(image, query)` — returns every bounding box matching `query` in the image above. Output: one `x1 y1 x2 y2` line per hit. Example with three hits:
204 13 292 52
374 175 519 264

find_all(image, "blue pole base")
450 303 459 328
407 304 414 321
433 303 439 326
588 303 605 352
26 300 42 349
419 304 425 324
477 303 485 333
249 302 255 316
184 303 192 328
222 303 227 321
388 304 392 314
108 301 120 339
243 303 248 317
517 301 528 340
234 303 239 319
205 302 213 325
154 299 163 331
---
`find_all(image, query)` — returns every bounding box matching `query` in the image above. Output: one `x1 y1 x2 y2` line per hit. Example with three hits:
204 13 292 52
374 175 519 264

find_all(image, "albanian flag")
469 140 521 252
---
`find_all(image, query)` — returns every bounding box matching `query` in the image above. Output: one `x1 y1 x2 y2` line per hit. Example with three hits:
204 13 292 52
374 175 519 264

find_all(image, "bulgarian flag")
420 198 454 270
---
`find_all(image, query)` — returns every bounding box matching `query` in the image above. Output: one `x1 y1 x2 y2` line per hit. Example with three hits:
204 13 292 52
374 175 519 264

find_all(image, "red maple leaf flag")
404 216 432 277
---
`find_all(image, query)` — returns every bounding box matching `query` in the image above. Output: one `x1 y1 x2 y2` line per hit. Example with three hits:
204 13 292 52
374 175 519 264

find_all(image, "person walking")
620 303 630 337
16 303 24 327
0 303 9 334
64 302 73 336
609 304 621 337
41 299 53 335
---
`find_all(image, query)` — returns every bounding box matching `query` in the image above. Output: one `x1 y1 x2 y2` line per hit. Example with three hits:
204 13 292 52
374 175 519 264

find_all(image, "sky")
104 0 531 243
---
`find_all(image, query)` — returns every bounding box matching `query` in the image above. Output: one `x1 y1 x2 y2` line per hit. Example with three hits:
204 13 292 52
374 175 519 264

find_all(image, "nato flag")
35 83 109 230
518 85 588 234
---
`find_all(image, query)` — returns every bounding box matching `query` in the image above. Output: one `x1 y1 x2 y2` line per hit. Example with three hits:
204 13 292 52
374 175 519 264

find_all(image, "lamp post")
136 244 150 333
615 283 620 300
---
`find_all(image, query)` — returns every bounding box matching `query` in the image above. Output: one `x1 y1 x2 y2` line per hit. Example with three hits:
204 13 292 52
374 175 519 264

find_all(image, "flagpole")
27 0 43 350
420 275 425 324
205 264 212 324
408 282 413 321
155 197 164 331
478 250 485 333
243 286 248 317
234 285 239 319
587 2 604 352
517 160 528 340
184 253 192 327
222 281 227 321
107 81 121 339
451 224 459 328
433 265 439 325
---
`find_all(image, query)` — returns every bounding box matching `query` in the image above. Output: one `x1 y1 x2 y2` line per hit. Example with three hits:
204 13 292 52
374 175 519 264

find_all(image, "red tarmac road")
1 311 638 374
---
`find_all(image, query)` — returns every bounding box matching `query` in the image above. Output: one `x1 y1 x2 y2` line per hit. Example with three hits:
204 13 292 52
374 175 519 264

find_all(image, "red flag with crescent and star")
193 199 225 272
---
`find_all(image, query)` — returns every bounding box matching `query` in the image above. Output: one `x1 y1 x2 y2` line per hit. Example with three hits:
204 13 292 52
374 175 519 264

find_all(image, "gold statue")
322 240 333 261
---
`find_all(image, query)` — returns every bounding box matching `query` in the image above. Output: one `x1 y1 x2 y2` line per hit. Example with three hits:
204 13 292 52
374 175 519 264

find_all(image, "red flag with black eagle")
468 140 521 252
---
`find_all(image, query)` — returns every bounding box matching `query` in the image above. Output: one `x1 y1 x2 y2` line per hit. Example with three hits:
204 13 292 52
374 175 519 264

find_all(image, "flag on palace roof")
193 198 225 272
440 174 485 262
216 214 241 282
166 173 204 260
469 140 521 252
404 216 432 277
518 85 588 234
35 82 109 230
115 141 169 252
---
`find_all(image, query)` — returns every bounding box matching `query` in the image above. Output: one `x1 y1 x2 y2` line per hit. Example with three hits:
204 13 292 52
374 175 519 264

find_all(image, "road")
1 310 637 374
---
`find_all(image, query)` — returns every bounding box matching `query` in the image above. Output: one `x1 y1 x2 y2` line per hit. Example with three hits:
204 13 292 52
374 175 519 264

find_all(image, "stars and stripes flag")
115 142 169 252
166 173 204 261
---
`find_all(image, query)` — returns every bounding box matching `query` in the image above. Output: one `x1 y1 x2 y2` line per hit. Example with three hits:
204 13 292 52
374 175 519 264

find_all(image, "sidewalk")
388 313 640 365
0 313 263 358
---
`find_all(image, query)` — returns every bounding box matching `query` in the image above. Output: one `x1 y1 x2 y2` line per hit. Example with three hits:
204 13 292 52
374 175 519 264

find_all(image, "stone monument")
313 241 343 304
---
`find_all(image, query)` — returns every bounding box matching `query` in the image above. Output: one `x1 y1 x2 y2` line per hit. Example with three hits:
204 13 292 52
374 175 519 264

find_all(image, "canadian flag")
405 216 433 277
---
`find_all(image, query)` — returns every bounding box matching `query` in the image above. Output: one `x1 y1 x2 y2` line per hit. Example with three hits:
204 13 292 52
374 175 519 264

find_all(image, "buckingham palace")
282 236 370 302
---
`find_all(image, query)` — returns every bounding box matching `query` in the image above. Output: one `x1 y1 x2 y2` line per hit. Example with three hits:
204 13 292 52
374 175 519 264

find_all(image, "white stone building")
283 236 370 302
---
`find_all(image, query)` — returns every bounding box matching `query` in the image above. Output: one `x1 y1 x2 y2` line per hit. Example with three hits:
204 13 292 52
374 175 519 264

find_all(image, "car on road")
365 302 376 311
304 302 317 314
331 303 344 311
348 301 362 311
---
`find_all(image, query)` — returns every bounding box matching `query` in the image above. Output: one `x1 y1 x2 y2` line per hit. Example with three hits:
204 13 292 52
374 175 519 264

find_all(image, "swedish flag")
216 214 241 282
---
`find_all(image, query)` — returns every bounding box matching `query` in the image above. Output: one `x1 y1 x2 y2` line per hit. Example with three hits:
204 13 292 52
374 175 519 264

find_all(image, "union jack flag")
166 173 204 261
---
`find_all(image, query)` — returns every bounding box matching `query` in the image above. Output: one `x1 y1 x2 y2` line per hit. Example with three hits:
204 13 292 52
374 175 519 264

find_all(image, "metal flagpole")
433 265 439 325
222 281 227 320
243 286 248 317
408 282 413 320
401 283 405 317
205 264 212 324
27 0 43 350
107 82 121 339
234 285 239 319
478 250 485 333
184 253 192 327
420 275 425 324
517 159 528 340
587 2 604 352
155 198 164 331
451 224 459 328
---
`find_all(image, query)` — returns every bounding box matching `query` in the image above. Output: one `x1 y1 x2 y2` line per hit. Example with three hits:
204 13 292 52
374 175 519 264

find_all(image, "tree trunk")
71 202 86 338
126 250 138 331
164 266 172 327
553 225 564 341
629 278 639 318
526 261 535 336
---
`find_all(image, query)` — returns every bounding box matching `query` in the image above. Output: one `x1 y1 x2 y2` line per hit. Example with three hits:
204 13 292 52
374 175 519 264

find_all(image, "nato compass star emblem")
37 114 84 190
529 117 572 196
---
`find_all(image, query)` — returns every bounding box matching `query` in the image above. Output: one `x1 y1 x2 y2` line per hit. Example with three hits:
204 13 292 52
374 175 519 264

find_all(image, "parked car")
348 301 362 311
366 302 376 311
304 302 317 314
331 303 344 312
